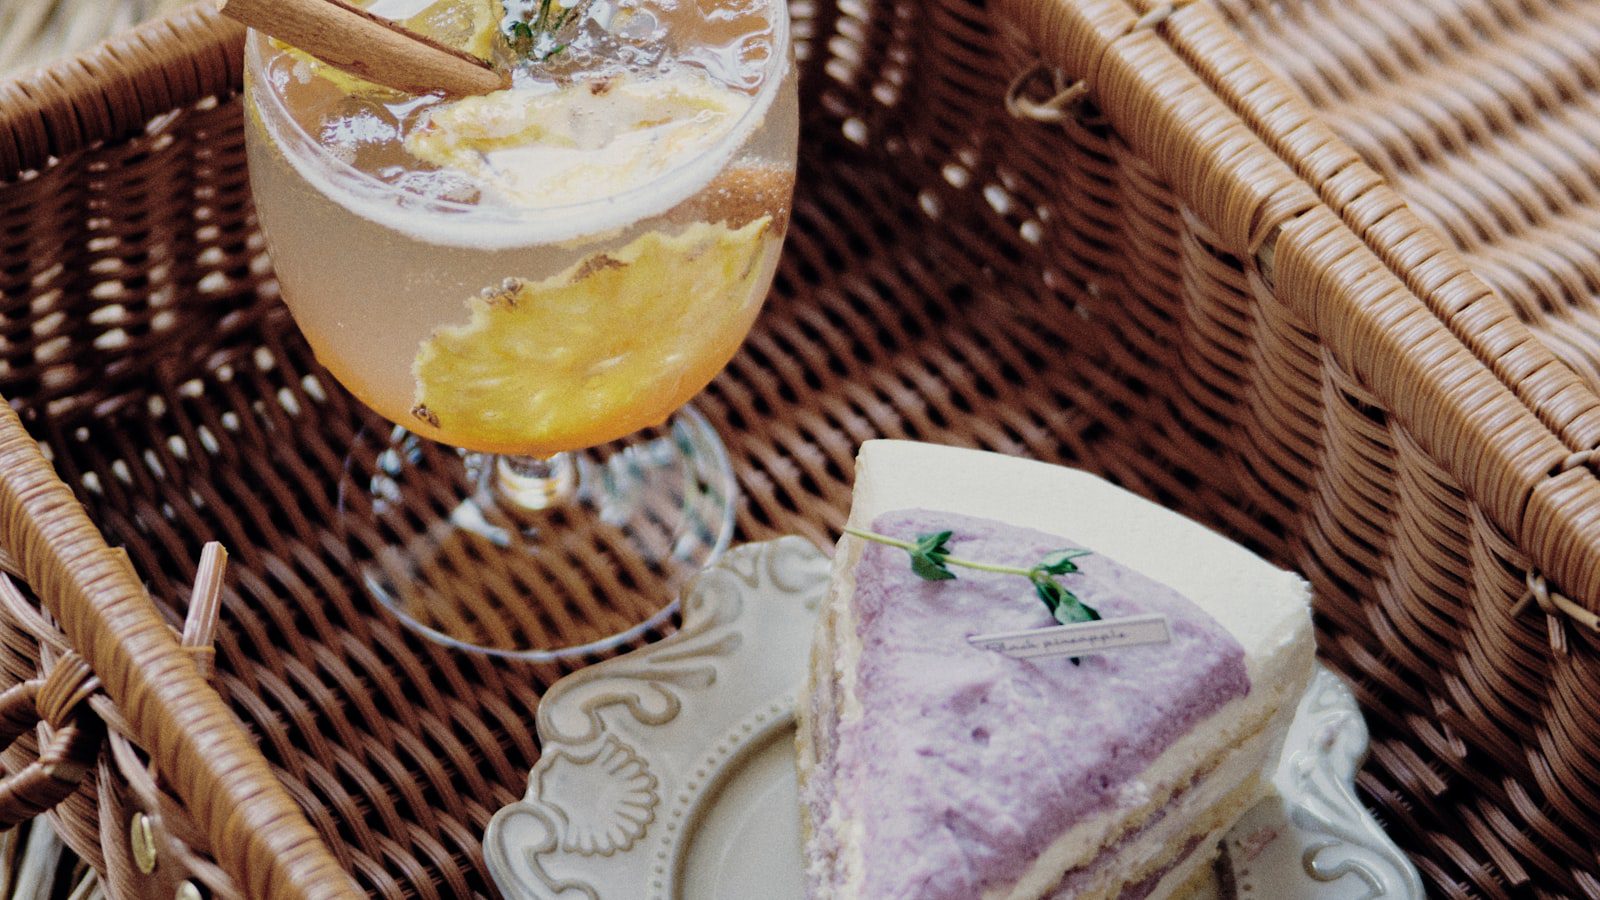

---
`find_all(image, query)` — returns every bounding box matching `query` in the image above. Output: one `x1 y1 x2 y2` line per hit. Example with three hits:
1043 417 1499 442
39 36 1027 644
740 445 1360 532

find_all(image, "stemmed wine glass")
241 0 797 658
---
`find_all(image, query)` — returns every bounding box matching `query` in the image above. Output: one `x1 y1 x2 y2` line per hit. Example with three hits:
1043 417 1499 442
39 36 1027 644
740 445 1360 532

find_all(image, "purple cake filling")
831 509 1247 899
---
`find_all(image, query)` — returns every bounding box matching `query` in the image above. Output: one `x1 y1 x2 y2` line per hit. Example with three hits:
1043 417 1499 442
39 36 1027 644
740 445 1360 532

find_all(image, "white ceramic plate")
486 538 1425 900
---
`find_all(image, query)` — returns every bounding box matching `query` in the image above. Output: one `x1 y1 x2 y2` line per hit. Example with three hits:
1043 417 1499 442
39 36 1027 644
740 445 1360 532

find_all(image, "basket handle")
0 401 359 899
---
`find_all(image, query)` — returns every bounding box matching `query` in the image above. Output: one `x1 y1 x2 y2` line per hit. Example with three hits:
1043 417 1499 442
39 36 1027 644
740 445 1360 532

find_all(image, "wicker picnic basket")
0 0 1597 896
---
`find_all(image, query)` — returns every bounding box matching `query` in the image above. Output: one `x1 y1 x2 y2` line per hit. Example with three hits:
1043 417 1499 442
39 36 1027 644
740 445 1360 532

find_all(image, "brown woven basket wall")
1046 2 1600 895
0 0 1597 896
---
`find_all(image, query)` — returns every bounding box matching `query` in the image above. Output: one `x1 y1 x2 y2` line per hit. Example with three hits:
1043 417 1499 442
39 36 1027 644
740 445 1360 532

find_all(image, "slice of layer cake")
796 441 1315 899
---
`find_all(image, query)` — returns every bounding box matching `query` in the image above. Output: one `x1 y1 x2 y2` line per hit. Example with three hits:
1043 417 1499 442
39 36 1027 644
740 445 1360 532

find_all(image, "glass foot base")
338 405 737 660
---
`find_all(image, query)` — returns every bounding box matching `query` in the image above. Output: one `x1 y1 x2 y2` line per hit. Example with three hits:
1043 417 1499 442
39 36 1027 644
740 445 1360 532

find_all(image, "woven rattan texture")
0 1 1291 894
1203 2 1600 897
2 2 1594 899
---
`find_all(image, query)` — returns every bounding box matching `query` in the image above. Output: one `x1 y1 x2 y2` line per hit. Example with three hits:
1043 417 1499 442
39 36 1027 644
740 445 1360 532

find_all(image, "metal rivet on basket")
131 812 158 874
175 881 203 900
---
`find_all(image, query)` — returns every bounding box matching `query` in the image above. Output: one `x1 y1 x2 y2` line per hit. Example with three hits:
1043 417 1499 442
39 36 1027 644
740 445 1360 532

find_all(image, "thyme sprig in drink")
243 0 797 656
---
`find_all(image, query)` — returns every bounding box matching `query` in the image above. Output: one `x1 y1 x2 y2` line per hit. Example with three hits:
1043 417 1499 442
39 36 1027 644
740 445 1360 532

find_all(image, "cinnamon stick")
221 0 511 98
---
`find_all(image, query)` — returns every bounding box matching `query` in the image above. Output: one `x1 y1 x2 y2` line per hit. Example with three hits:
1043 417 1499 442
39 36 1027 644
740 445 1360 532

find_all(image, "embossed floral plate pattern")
485 538 1424 899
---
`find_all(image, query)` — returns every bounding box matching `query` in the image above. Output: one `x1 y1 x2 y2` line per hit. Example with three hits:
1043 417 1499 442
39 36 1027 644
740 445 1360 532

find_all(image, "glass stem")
493 452 579 511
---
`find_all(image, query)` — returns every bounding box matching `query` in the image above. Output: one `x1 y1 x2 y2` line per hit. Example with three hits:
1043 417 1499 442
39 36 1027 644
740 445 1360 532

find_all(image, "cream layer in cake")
796 441 1315 900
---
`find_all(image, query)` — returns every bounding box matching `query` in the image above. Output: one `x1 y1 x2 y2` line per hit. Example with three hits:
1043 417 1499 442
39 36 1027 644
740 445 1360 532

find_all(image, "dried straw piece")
180 543 226 678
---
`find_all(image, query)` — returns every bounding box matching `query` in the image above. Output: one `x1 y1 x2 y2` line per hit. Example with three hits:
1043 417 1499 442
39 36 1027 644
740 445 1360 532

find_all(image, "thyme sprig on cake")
844 528 1101 625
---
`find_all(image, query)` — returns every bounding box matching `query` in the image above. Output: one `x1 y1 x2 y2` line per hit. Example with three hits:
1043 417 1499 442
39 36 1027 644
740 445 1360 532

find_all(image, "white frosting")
804 440 1316 899
828 552 867 896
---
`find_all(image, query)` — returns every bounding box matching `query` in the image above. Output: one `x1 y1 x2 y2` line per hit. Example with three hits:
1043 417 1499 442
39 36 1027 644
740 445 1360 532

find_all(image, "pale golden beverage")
242 0 798 658
245 0 797 456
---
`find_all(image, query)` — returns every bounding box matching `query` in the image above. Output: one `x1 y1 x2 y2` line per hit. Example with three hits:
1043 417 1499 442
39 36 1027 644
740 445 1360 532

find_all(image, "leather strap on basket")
1004 62 1086 123
1514 573 1596 656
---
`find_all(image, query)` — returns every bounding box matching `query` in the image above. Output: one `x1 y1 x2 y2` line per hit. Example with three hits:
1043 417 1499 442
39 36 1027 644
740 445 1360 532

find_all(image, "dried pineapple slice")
412 217 774 455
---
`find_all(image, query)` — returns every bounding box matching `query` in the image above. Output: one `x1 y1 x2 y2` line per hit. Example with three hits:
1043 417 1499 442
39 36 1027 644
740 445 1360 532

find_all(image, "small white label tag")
967 613 1171 659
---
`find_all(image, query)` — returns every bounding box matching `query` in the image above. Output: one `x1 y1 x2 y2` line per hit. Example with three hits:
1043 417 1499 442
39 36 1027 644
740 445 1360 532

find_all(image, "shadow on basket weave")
1 0 1600 897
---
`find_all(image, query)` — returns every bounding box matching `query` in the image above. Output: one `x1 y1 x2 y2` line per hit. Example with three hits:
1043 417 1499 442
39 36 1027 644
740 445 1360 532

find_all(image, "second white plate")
485 537 1423 900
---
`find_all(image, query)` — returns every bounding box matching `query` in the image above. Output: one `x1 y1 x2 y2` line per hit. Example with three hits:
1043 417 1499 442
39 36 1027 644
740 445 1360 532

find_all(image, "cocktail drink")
243 0 797 656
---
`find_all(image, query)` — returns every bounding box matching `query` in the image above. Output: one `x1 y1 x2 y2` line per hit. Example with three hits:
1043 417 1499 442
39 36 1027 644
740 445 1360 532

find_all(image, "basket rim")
0 2 243 184
0 7 361 895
